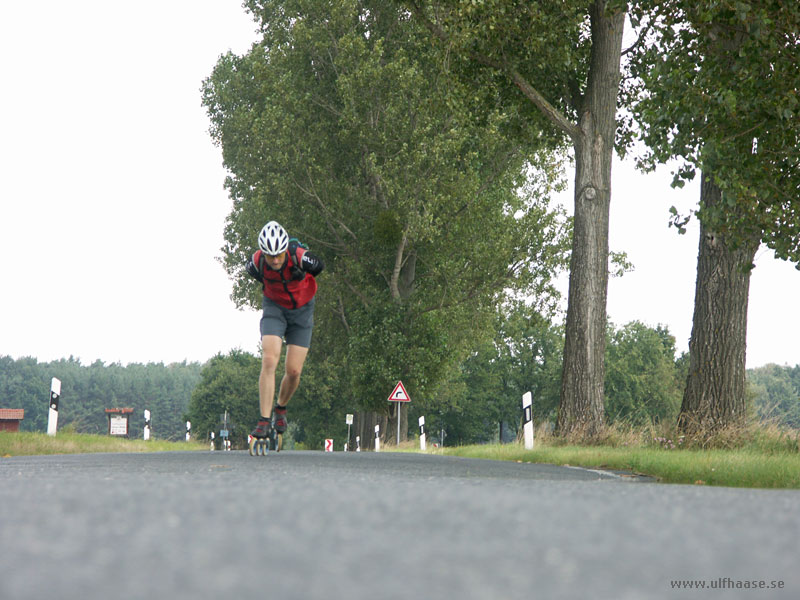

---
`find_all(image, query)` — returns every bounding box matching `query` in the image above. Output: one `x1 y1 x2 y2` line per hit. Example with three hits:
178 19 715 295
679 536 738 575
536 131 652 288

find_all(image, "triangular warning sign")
388 380 411 402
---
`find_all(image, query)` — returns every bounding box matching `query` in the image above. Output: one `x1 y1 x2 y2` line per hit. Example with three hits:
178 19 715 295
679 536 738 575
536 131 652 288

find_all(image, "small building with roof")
0 409 25 432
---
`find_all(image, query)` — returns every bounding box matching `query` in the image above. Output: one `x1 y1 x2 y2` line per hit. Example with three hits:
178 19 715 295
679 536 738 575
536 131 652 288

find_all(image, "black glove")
246 258 263 282
301 251 324 276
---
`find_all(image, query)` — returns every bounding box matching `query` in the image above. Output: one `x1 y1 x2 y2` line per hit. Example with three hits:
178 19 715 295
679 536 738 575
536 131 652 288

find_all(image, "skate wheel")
275 433 283 452
249 437 269 456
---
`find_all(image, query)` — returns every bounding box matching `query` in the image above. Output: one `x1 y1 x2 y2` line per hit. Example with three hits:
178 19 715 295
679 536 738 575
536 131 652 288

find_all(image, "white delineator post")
356 436 361 452
210 431 215 451
143 409 151 441
185 421 191 442
47 377 61 436
419 416 426 451
522 392 534 450
374 424 380 452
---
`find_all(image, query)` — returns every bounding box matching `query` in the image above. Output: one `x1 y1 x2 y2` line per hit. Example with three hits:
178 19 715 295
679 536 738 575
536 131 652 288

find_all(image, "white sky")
1 1 798 369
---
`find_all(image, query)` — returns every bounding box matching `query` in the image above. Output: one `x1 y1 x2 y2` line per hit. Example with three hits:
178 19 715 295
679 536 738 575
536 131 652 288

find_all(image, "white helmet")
258 221 289 255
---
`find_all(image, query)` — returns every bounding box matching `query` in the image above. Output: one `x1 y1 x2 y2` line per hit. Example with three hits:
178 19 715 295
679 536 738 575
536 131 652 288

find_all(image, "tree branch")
389 227 409 302
621 16 655 58
335 293 351 334
290 171 358 249
408 0 581 142
507 68 581 142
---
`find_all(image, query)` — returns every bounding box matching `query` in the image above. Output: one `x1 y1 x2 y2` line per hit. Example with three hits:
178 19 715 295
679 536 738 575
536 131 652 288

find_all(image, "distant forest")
1 354 798 443
748 364 800 428
0 356 202 440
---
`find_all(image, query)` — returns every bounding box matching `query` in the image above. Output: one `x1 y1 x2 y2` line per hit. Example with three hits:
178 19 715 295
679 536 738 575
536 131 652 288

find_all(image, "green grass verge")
435 444 800 489
0 431 207 457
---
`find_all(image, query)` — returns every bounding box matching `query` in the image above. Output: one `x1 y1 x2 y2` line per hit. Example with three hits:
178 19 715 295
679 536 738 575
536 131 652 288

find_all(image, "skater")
245 221 324 452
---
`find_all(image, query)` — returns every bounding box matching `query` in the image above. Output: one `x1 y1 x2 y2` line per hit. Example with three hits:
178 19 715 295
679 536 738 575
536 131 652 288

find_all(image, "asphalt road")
0 450 797 600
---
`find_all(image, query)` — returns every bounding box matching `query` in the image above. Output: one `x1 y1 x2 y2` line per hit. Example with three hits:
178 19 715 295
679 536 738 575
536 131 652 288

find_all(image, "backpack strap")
288 238 307 281
258 251 267 279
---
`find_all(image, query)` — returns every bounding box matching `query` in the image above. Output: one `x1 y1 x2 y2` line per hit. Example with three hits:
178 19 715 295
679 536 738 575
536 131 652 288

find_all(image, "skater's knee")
260 335 283 373
261 353 280 374
285 365 302 381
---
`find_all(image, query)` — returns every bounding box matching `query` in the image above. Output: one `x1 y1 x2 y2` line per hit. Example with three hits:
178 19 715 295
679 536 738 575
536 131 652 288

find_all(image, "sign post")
220 410 231 451
522 392 534 450
345 414 353 451
419 416 426 451
387 381 411 445
47 377 61 436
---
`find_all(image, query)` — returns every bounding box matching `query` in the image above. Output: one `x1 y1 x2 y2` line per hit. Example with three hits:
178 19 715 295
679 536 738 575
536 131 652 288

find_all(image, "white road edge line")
562 465 622 479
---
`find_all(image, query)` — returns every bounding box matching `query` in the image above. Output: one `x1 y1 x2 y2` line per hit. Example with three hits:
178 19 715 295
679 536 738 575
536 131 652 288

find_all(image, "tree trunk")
353 411 388 451
678 173 759 433
557 3 625 437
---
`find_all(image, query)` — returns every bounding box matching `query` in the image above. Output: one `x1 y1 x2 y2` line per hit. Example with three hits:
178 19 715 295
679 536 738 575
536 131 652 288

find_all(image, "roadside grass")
391 422 800 489
435 444 800 489
0 431 206 457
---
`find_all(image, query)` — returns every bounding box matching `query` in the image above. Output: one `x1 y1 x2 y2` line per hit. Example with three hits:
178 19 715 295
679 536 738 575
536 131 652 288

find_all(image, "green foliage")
185 350 261 448
748 363 800 428
283 350 352 448
604 322 683 425
427 310 687 444
441 302 564 445
627 0 800 261
202 0 570 418
0 355 202 440
183 347 356 450
404 0 593 139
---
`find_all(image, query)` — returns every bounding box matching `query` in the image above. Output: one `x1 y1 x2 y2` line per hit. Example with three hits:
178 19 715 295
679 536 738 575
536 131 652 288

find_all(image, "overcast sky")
2 1 798 369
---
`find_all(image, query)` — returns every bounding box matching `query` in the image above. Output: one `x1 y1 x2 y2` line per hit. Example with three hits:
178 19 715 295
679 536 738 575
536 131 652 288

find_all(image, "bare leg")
259 335 283 418
276 344 309 408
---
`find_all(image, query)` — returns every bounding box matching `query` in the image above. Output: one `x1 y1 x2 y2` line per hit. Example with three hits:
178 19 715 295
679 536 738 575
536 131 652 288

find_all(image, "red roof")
0 409 25 420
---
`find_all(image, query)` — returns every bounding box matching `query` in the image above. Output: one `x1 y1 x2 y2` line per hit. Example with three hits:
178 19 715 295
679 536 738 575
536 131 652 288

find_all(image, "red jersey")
252 249 318 309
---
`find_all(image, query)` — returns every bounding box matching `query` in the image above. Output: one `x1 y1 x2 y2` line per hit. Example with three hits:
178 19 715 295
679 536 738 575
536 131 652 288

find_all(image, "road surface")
0 450 797 599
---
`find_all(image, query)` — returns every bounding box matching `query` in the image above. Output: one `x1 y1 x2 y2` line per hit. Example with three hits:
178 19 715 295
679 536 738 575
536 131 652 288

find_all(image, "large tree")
627 0 800 433
203 0 569 442
405 0 627 436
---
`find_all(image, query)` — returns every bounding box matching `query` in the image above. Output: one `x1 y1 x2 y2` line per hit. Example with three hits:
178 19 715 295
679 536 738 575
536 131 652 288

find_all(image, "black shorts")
259 296 315 348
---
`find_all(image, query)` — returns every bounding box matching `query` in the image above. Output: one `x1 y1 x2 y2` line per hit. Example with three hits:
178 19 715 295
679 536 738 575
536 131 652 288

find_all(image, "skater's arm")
246 251 264 282
298 248 324 276
288 241 324 276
